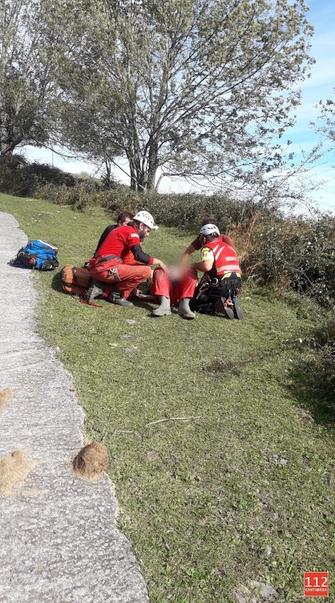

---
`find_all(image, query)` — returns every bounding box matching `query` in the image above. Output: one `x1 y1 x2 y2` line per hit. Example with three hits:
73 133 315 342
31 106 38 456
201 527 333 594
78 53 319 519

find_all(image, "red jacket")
95 225 153 265
202 237 241 277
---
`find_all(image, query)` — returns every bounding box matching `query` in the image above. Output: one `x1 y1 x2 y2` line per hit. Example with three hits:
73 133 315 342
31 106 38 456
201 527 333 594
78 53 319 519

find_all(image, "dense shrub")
0 155 31 196
0 156 106 198
35 183 93 210
0 155 77 196
25 162 76 187
309 316 335 404
136 192 261 232
35 182 263 232
243 213 335 306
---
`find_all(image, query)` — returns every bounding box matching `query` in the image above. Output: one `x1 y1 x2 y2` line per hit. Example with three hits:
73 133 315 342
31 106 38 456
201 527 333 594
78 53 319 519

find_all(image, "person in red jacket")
191 223 243 319
179 227 235 267
151 223 242 319
87 210 167 307
93 211 134 255
151 264 198 318
83 211 134 269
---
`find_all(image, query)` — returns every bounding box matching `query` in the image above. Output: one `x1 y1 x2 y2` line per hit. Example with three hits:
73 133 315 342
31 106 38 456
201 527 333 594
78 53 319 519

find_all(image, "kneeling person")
87 210 167 307
191 224 243 319
151 223 242 319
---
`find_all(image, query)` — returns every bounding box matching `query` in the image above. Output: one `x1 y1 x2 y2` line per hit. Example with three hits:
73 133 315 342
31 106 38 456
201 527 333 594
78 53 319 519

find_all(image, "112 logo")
304 572 329 598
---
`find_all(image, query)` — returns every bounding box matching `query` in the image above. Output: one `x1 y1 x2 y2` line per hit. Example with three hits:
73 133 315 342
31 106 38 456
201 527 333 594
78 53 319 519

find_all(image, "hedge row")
0 155 79 197
35 182 263 233
2 158 334 307
242 213 335 306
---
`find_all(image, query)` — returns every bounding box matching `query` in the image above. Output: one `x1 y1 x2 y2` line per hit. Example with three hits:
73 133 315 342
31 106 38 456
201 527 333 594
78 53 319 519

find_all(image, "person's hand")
156 259 169 272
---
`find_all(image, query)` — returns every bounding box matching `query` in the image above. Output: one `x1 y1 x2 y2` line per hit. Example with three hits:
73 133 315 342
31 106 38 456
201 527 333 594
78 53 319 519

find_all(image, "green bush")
35 182 262 232
0 156 106 198
25 162 76 188
35 183 93 210
0 154 32 196
136 192 259 232
0 155 77 196
243 213 335 306
309 316 335 403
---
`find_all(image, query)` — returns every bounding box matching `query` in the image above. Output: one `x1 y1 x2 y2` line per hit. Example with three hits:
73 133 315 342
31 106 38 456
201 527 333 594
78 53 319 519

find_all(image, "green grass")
1 193 334 603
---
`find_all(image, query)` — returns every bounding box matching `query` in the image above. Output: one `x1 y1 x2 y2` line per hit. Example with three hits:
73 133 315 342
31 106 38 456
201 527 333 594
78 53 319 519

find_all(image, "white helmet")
199 223 220 238
133 210 158 230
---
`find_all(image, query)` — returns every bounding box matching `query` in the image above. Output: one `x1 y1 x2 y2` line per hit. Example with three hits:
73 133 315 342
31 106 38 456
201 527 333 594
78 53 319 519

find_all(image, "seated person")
87 210 167 307
151 264 198 319
151 223 242 319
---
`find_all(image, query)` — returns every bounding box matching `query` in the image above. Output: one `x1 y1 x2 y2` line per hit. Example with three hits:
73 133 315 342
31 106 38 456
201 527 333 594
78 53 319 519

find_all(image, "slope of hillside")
0 193 333 603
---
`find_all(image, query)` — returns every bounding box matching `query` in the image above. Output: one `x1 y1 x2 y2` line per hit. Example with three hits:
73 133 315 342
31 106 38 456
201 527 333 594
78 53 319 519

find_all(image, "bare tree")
54 0 313 191
0 0 58 159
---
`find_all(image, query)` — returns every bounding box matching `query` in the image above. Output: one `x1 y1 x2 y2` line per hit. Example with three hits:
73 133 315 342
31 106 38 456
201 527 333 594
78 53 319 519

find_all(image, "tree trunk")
128 144 158 192
128 158 146 191
103 158 112 189
145 140 159 191
129 157 138 190
146 166 157 190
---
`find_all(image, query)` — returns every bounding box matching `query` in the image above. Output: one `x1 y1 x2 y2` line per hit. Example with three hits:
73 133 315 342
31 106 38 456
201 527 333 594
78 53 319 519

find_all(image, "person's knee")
142 266 152 279
152 267 165 282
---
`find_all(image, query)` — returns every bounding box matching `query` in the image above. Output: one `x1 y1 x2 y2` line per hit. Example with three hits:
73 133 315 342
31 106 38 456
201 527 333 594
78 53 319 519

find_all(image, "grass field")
1 194 334 603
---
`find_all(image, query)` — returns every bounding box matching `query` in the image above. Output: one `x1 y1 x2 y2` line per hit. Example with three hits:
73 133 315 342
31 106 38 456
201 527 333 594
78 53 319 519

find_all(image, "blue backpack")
10 239 59 271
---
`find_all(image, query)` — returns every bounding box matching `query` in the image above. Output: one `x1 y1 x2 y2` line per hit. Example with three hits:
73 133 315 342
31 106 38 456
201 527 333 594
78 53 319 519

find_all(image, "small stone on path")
0 388 13 411
0 450 37 497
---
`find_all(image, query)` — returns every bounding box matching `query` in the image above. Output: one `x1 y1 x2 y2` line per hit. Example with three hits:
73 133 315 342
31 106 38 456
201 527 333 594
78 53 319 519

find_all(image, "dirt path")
0 212 149 603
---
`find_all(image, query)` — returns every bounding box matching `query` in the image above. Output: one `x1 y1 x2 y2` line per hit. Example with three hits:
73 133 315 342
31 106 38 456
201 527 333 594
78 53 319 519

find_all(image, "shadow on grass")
51 270 63 293
132 300 156 312
288 317 335 429
288 358 335 429
205 345 289 378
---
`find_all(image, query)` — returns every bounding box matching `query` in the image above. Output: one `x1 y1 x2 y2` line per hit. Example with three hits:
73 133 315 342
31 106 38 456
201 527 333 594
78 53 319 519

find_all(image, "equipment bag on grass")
61 265 92 296
10 239 59 271
61 265 113 300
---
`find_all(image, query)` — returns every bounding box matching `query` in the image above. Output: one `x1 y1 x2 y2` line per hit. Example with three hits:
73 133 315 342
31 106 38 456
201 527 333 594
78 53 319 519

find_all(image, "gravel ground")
0 212 149 603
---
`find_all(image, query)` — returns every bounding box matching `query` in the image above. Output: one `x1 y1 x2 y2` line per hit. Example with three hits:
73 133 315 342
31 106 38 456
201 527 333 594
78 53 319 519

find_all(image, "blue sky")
283 0 335 213
24 1 335 213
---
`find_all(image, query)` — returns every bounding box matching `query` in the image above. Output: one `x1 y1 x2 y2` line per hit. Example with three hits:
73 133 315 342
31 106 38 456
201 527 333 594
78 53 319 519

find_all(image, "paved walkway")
0 213 149 603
